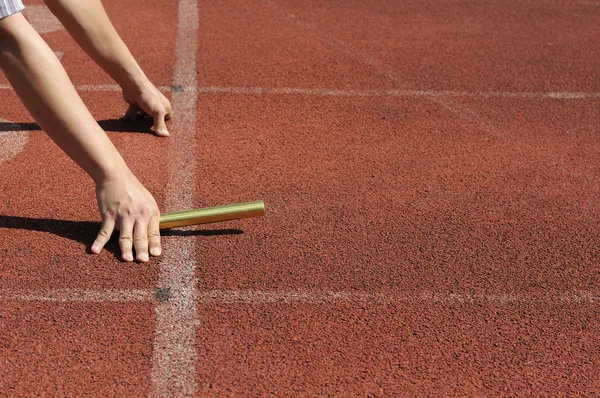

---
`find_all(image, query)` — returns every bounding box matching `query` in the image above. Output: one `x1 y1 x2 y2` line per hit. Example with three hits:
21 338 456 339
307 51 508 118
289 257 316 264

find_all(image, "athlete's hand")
122 81 172 137
90 171 161 262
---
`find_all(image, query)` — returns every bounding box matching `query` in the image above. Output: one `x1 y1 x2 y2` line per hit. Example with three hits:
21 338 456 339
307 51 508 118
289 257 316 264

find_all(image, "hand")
122 81 172 137
90 171 161 262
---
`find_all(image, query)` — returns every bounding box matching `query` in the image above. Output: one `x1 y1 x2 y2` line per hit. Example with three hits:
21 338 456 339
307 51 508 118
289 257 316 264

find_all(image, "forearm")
44 0 148 93
0 13 129 183
43 0 173 136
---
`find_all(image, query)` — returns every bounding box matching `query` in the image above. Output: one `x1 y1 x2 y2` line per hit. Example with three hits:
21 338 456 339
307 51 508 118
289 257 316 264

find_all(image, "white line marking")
0 118 31 164
194 290 600 304
190 86 437 96
190 87 600 99
0 289 154 302
0 84 122 91
1 83 600 99
75 84 121 91
264 0 395 84
150 0 199 396
24 5 64 34
259 1 505 134
1 289 598 304
428 95 504 138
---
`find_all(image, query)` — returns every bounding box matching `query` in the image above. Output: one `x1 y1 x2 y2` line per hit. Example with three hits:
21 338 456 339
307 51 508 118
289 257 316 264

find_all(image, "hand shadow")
97 118 155 134
0 119 224 260
0 215 243 260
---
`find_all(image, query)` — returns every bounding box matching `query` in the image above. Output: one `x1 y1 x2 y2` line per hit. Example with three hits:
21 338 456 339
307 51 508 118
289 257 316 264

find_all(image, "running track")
1 0 599 396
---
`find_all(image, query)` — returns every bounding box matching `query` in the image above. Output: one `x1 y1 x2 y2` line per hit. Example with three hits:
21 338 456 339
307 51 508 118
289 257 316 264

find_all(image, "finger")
151 112 170 137
164 101 173 121
122 103 141 121
148 215 161 257
91 217 115 254
118 219 135 262
133 219 150 262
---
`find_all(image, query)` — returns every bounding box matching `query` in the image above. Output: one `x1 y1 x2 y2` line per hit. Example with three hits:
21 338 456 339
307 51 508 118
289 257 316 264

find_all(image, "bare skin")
0 12 163 262
43 0 173 136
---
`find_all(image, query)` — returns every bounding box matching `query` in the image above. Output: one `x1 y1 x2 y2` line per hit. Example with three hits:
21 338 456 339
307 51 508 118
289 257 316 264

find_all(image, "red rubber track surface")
1 0 599 396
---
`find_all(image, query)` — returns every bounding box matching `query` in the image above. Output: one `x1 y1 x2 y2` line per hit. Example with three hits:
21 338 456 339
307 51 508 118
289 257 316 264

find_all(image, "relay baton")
159 201 265 229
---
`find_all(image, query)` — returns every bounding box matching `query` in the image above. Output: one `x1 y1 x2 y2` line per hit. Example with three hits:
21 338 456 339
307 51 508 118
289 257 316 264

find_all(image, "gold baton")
159 201 265 229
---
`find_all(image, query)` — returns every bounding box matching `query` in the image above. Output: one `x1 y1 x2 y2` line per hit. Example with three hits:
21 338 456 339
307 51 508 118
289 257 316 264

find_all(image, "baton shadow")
0 215 243 260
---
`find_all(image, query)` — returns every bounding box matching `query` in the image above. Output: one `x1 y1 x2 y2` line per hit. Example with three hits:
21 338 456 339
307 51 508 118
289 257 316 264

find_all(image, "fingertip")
150 246 162 256
122 252 134 262
94 220 115 255
152 126 170 137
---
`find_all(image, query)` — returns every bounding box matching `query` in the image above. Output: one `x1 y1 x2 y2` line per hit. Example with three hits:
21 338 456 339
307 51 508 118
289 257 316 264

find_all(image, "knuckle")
138 207 148 217
119 235 133 243
98 230 111 239
135 234 148 243
119 208 133 218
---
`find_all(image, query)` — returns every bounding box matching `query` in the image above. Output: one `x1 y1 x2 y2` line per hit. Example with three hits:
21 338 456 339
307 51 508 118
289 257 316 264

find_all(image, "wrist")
119 70 151 100
90 152 132 186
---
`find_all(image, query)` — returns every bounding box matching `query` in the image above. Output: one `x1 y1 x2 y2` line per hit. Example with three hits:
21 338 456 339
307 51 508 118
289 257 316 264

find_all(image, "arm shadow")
0 122 40 132
0 215 243 260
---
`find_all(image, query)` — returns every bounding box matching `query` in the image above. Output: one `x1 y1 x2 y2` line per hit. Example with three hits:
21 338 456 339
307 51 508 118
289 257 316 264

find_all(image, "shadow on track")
0 119 155 134
97 118 155 134
0 215 243 260
0 122 39 132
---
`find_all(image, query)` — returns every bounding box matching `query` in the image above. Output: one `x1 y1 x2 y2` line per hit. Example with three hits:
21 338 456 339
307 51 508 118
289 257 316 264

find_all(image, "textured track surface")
1 0 599 396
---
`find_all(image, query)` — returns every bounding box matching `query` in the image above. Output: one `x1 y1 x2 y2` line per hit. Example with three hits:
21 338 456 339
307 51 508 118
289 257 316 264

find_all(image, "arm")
43 0 172 136
0 12 160 262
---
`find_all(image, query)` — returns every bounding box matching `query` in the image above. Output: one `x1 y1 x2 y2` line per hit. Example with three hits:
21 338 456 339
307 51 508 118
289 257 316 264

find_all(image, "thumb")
152 112 170 137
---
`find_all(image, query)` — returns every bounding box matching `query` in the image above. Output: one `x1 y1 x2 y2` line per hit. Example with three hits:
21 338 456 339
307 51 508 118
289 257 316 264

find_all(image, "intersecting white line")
149 0 200 396
258 0 600 139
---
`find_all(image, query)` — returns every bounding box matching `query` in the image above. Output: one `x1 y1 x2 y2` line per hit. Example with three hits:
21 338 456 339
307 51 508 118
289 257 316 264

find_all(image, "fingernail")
91 245 100 254
139 253 149 262
150 247 162 256
123 252 134 262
